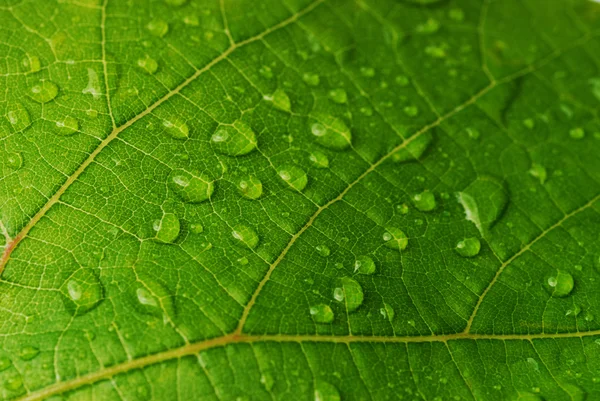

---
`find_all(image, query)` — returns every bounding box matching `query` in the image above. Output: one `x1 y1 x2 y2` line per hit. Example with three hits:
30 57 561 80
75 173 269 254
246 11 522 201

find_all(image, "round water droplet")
168 169 214 203
153 213 180 243
237 175 262 199
6 152 23 170
147 19 169 37
267 89 291 112
60 269 104 316
189 222 203 234
232 225 259 249
303 72 320 86
55 116 79 136
278 165 308 191
163 119 189 139
314 380 340 401
86 109 99 119
130 273 175 319
569 127 585 140
310 114 352 150
316 245 330 257
0 357 12 372
412 191 436 212
395 75 410 86
211 120 257 156
545 270 574 297
19 346 39 361
336 277 363 312
309 304 334 323
7 103 31 131
328 88 347 104
138 56 158 74
259 65 273 79
404 105 419 117
260 373 274 391
383 227 408 251
455 237 481 257
354 255 376 275
309 151 329 168
28 80 58 103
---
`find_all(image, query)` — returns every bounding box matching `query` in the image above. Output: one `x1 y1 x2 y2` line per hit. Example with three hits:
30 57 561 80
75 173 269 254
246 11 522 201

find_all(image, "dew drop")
7 103 31 131
259 65 273 79
354 255 376 275
335 277 363 312
0 357 12 372
138 55 158 74
569 127 585 140
162 118 189 139
314 380 340 401
309 151 329 168
328 88 347 104
396 203 409 215
60 269 104 316
529 163 547 185
383 227 408 251
395 75 410 86
19 346 39 361
303 72 320 86
153 213 180 243
316 245 331 257
466 127 480 140
232 225 259 249
168 169 214 203
278 165 308 191
237 175 262 199
22 54 41 73
310 113 352 150
391 131 433 163
147 19 169 37
545 270 574 297
28 80 58 103
566 304 581 317
131 274 175 319
333 287 344 302
514 392 543 401
6 152 23 170
523 118 535 129
403 105 419 117
55 116 79 136
266 89 291 112
412 191 436 212
585 311 595 322
211 120 257 156
188 222 203 234
309 304 334 323
455 237 481 257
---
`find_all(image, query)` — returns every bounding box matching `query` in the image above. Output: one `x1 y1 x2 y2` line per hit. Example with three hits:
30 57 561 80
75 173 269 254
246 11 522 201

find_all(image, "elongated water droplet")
354 255 376 275
392 131 433 163
457 176 508 235
22 54 41 73
412 191 436 212
232 225 259 249
60 269 104 316
455 237 481 257
168 169 214 203
335 277 363 312
138 55 158 74
309 304 334 323
82 68 101 99
163 119 189 139
6 152 23 170
328 88 347 104
546 270 574 297
147 19 169 37
316 245 330 257
55 116 79 136
310 114 352 150
309 151 329 168
303 72 320 86
529 163 547 184
19 346 39 361
153 213 180 243
237 175 262 199
383 227 408 251
266 89 291 112
28 80 58 103
278 165 308 191
7 103 31 131
314 381 340 401
381 303 395 321
131 273 175 319
211 120 257 156
0 357 12 372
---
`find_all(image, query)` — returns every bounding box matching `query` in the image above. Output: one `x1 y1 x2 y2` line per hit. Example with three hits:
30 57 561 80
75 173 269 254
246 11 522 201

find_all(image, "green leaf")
0 0 599 400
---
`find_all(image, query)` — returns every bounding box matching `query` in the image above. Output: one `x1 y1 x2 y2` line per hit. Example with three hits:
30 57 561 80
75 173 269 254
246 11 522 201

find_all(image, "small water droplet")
162 119 189 139
545 270 574 297
416 18 440 34
455 237 481 257
316 245 331 257
314 380 340 401
22 54 41 73
354 255 376 275
266 89 291 112
360 66 375 77
278 165 308 191
309 304 334 323
147 19 169 37
334 262 344 270
131 274 175 319
168 169 214 203
395 75 410 86
4 375 23 391
412 191 436 212
566 304 581 317
0 357 12 372
232 225 259 249
82 68 101 98
259 65 273 79
403 105 419 117
55 116 79 136
153 213 180 243
60 269 104 316
211 120 257 156
380 303 395 321
328 88 347 104
529 163 547 184
86 109 99 119
138 55 158 74
303 72 320 86
19 346 39 361
335 277 363 312
396 203 409 214
523 118 535 129
7 103 31 131
425 45 446 58
569 127 585 140
309 151 329 168
310 114 352 150
383 227 408 251
6 152 23 170
28 80 58 103
449 8 465 22
237 175 262 199
188 222 203 234
585 311 595 322
392 131 433 163
260 373 274 391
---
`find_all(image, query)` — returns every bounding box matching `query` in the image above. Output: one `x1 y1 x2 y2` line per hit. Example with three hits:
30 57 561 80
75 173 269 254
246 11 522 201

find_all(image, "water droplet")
260 373 274 391
316 245 330 257
403 105 419 117
211 120 257 156
334 263 344 270
335 277 363 312
416 18 440 34
529 163 547 184
395 75 410 86
566 304 581 317
545 270 574 297
138 55 158 74
4 375 23 391
455 237 481 257
360 106 373 116
360 66 375 77
168 169 214 203
266 89 290 112
188 222 203 234
523 118 535 129
425 45 446 58
314 380 340 401
60 269 104 316
162 118 189 140
131 273 175 319
86 109 99 119
231 225 259 249
22 54 41 73
457 176 507 235
309 304 334 323
6 152 23 170
0 357 12 372
381 303 395 321
237 175 262 199
82 68 101 98
278 165 308 191
412 191 436 212
303 72 320 86
383 227 408 251
309 151 329 168
19 346 39 361
354 255 376 275
328 88 347 104
55 116 79 136
449 8 465 22
7 103 31 131
153 213 180 243
28 80 58 103
310 114 352 150
147 19 169 37
569 127 585 140
259 65 273 79
466 127 480 140
392 131 433 163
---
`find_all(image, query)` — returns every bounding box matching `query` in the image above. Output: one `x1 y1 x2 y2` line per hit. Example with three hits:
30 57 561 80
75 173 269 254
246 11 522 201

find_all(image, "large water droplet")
309 304 334 323
457 176 508 235
310 114 352 150
60 269 104 316
266 89 291 112
412 191 436 212
153 213 181 243
232 225 259 249
19 346 39 361
309 151 329 168
7 103 31 131
392 131 433 163
314 381 340 401
138 56 158 74
354 255 376 275
28 80 58 103
383 227 408 251
278 165 308 191
147 19 169 37
168 169 214 203
131 274 175 319
6 152 23 170
335 277 363 312
546 270 574 298
211 120 257 156
455 237 481 258
55 116 79 136
163 118 189 139
328 88 347 104
237 175 262 199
